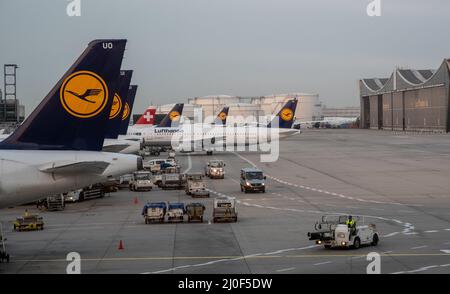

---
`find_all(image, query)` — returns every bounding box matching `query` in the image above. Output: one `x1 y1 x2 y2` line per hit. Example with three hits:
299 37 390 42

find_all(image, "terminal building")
359 59 450 132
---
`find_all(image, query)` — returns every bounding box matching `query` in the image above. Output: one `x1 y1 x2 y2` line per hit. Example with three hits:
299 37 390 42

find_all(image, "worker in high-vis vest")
346 215 356 236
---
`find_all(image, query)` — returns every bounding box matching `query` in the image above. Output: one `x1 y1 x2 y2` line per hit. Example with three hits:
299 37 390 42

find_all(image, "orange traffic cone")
134 197 139 205
118 240 124 250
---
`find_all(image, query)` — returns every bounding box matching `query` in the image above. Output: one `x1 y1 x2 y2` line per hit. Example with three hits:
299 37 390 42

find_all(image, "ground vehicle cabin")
142 202 167 223
240 168 266 193
186 203 206 222
130 171 153 191
213 197 237 223
205 160 225 179
185 173 210 197
307 215 379 249
167 203 185 222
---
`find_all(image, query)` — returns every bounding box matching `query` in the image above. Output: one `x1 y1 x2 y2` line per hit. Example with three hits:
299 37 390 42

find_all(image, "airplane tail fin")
119 85 137 135
135 106 156 126
267 98 298 129
0 39 126 150
157 103 184 128
104 70 133 139
214 106 229 125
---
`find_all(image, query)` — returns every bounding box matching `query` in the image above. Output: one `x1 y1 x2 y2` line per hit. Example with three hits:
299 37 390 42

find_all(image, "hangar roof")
359 59 449 97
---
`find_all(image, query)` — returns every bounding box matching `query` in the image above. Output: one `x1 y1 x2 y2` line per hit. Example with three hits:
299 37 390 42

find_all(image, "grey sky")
1 0 450 115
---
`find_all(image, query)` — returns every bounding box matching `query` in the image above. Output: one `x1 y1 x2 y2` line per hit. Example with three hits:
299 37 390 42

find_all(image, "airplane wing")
39 161 110 174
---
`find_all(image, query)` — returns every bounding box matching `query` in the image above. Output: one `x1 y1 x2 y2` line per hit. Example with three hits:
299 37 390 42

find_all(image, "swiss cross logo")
143 111 154 122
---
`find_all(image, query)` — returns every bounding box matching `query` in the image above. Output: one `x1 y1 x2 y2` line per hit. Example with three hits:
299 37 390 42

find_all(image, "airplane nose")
137 156 143 171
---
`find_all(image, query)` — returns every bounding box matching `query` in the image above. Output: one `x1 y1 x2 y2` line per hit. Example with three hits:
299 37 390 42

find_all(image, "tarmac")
2 129 450 274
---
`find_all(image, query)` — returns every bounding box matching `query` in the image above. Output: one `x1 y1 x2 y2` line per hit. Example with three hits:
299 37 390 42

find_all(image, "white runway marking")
383 232 400 238
276 267 296 272
391 264 449 274
411 245 428 250
207 185 416 237
314 261 332 266
183 154 192 174
424 230 439 233
440 250 450 254
142 245 318 274
232 152 423 209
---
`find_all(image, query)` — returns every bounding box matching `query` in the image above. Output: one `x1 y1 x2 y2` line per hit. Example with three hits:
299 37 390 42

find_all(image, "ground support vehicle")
13 214 44 231
142 202 167 223
307 215 379 249
240 168 266 193
167 203 185 222
186 203 206 222
130 171 154 191
205 160 225 179
185 173 210 197
212 197 237 223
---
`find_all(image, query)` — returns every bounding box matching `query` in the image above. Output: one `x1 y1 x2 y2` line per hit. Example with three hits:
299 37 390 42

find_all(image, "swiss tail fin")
214 106 229 125
119 85 137 135
135 106 156 125
0 39 126 150
157 103 184 128
267 98 298 129
104 70 133 139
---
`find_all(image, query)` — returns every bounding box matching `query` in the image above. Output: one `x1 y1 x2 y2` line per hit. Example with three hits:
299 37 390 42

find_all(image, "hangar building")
359 59 450 132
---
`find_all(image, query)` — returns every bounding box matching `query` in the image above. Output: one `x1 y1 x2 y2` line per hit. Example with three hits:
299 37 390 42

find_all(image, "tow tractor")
307 215 379 249
185 173 210 197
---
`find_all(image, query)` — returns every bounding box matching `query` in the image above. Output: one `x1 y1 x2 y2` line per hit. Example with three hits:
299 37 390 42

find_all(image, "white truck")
129 171 153 191
205 160 225 179
308 215 379 249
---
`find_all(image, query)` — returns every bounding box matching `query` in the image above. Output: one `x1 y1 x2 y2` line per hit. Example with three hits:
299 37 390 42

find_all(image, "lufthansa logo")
60 71 108 118
280 108 294 121
218 112 227 121
169 110 181 121
122 102 130 121
109 94 122 119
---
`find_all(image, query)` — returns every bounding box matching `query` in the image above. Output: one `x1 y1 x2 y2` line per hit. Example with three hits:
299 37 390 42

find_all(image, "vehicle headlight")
262 183 265 186
246 182 250 186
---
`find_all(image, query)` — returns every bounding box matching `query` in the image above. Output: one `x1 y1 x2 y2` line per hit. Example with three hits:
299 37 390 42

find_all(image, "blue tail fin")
119 85 137 135
0 39 127 150
104 70 133 139
214 106 229 125
267 98 298 129
157 103 184 128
